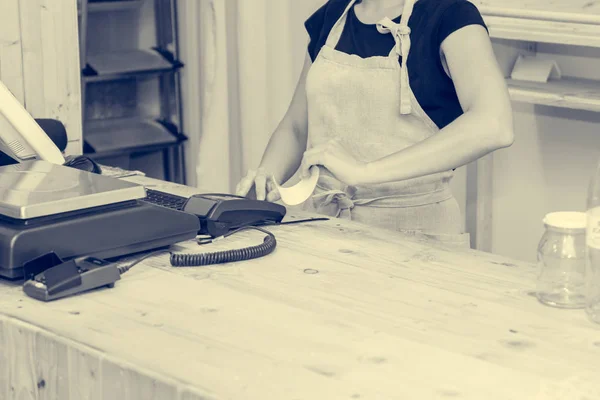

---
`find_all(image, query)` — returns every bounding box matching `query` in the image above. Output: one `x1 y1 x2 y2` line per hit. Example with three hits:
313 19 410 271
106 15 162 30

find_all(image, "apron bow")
311 176 359 219
376 18 411 56
313 188 356 219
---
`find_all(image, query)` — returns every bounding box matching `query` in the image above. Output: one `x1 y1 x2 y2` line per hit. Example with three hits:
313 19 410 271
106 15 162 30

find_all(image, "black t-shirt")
304 0 488 129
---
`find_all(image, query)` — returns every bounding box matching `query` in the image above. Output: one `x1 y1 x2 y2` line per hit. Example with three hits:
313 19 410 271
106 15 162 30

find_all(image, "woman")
236 0 514 246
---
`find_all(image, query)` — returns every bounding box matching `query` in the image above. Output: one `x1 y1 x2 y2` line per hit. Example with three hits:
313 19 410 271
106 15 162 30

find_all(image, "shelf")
484 16 600 48
78 0 143 14
78 0 186 183
471 0 600 48
471 0 600 24
83 65 179 83
83 49 181 82
471 1 600 111
506 77 600 112
83 118 186 154
85 140 183 160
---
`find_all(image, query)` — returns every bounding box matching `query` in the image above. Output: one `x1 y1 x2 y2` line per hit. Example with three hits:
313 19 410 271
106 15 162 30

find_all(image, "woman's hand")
235 167 281 202
299 138 368 186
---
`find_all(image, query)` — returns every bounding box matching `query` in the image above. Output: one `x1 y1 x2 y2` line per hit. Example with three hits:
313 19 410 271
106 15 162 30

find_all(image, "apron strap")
376 0 416 115
325 0 358 49
312 186 439 217
311 170 455 211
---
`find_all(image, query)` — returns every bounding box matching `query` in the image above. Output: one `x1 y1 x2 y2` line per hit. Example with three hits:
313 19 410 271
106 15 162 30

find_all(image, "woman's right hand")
235 167 281 202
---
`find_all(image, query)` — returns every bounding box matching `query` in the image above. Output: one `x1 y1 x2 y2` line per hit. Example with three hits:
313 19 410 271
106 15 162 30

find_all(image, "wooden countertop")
1 178 599 399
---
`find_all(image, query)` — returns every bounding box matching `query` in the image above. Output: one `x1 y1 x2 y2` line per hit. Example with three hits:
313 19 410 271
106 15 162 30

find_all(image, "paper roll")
275 166 320 206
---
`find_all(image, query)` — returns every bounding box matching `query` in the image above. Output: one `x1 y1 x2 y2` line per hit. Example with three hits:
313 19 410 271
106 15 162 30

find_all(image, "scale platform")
0 160 147 219
0 160 200 279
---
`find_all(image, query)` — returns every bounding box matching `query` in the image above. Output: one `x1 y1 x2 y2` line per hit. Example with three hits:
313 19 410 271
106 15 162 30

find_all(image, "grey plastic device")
0 200 200 279
23 257 121 301
182 193 287 237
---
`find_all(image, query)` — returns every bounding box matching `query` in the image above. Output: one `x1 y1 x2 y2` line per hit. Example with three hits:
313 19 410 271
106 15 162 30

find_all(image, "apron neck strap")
324 0 358 49
324 0 416 116
375 0 416 115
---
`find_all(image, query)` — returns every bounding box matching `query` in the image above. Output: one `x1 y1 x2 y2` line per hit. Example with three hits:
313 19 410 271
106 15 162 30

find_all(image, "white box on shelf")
510 54 562 83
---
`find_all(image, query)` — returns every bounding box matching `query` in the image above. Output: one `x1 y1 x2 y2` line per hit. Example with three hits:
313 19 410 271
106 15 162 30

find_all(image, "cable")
117 249 171 275
171 226 276 267
117 226 277 271
194 217 330 244
265 217 329 226
118 217 327 271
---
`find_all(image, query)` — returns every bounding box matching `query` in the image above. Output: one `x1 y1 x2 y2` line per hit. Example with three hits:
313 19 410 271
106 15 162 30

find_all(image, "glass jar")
536 212 587 308
585 159 600 323
586 205 600 324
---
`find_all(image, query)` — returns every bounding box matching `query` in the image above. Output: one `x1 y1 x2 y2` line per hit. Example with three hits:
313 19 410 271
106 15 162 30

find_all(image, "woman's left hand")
299 138 369 186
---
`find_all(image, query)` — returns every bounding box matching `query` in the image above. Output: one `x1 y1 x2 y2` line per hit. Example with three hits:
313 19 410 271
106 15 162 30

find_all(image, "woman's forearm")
259 123 307 185
360 111 514 185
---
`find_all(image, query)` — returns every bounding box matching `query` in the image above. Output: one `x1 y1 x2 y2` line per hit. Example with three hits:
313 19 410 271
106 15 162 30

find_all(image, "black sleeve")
304 2 330 61
437 1 488 46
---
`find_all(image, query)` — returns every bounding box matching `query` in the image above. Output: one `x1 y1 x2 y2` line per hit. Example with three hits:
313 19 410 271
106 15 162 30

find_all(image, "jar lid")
543 211 586 230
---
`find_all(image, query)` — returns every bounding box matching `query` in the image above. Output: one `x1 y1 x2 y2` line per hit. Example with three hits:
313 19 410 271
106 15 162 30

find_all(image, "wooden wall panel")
0 0 82 155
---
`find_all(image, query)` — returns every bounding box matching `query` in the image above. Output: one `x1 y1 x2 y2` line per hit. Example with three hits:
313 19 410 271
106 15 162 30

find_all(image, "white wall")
493 102 599 263
289 1 323 80
225 0 306 188
491 43 600 262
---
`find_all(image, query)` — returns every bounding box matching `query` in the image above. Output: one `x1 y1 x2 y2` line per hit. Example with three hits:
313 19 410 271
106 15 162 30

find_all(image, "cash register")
0 80 200 279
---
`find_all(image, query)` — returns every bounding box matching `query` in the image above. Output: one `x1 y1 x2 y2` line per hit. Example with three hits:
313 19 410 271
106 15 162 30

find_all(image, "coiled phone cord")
119 217 327 271
170 226 276 267
118 226 277 271
170 218 328 267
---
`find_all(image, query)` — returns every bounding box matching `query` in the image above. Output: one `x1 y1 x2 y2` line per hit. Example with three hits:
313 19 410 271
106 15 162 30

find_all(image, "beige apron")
303 0 470 248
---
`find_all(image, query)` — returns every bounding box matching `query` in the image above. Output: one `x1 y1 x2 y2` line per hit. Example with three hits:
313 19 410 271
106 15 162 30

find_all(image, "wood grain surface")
1 177 599 399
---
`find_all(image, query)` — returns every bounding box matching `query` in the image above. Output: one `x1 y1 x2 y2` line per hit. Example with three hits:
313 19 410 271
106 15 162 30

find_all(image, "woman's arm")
258 52 312 185
300 24 513 185
359 24 514 184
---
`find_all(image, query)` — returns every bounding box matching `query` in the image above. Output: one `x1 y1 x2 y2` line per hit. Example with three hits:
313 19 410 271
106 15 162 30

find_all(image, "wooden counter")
1 177 599 399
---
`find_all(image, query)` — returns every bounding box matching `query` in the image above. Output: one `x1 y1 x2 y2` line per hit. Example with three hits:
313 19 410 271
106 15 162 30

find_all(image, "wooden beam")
466 154 494 252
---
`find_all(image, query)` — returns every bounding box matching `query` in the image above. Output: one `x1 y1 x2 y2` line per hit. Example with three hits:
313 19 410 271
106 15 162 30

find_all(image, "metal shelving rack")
77 0 187 184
